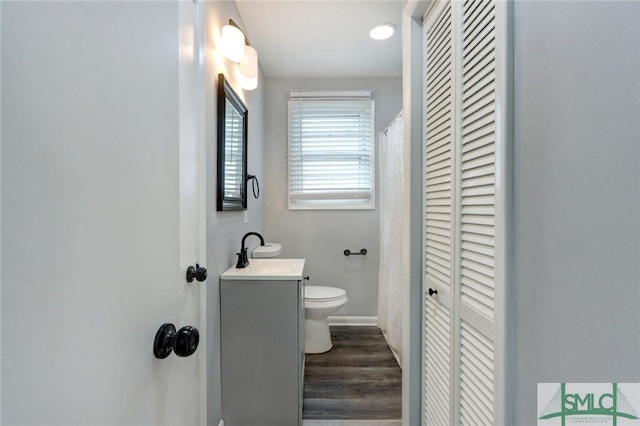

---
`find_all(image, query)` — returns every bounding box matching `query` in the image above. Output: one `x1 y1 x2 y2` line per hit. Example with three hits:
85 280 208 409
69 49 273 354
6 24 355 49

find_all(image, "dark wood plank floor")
303 326 402 420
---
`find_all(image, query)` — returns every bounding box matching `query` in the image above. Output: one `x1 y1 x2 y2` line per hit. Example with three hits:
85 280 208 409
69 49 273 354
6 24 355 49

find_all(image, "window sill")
288 203 375 211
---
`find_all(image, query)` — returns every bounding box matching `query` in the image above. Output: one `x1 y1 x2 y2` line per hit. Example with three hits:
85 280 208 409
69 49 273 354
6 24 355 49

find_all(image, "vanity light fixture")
369 23 396 40
239 45 258 91
221 23 245 62
221 19 259 91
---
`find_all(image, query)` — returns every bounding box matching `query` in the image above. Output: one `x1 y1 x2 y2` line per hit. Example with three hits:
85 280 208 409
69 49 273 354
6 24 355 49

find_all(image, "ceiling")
235 1 404 78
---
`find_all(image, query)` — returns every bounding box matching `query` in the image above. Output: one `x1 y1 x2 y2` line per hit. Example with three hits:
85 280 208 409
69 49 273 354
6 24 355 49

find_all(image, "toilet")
252 244 348 354
304 285 348 354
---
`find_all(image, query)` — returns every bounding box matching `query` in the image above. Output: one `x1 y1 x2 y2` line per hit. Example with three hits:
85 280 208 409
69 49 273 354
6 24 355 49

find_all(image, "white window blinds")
224 98 245 200
288 90 375 209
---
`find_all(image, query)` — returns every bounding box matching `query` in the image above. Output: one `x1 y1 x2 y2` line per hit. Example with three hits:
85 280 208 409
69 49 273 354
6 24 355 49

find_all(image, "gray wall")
263 77 401 317
0 1 3 419
512 1 640 423
406 14 424 426
203 2 266 425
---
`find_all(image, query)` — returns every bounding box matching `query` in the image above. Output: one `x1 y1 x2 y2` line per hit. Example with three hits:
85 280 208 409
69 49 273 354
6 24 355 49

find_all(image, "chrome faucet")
236 232 265 268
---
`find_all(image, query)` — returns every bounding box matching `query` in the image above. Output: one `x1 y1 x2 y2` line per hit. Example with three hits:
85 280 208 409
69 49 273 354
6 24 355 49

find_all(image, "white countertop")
220 258 306 281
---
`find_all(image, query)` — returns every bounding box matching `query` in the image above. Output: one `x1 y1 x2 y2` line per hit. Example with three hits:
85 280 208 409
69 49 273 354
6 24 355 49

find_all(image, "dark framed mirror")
217 73 248 211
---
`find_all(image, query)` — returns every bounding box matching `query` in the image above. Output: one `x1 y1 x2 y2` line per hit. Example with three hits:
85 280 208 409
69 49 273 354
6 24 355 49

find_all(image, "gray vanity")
220 259 305 426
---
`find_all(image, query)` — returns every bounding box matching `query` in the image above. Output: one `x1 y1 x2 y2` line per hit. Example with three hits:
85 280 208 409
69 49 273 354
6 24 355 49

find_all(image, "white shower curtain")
378 112 404 366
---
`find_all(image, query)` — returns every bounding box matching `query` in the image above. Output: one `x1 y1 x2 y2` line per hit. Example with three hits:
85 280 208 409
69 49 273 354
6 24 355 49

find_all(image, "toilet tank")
252 243 282 258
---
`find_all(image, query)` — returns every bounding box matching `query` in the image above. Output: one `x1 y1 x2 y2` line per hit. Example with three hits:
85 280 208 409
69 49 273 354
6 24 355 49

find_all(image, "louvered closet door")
456 0 499 424
423 0 505 424
422 1 455 424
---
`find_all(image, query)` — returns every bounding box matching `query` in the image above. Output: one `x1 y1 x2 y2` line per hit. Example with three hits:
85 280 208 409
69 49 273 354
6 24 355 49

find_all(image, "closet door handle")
428 288 438 296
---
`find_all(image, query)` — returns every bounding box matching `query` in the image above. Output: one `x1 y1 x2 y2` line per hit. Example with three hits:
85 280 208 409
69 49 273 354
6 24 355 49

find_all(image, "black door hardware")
153 323 200 359
186 263 208 283
428 288 438 296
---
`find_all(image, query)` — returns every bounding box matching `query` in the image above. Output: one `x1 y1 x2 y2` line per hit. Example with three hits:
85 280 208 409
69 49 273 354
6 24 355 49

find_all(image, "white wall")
263 77 401 317
512 1 640 423
202 2 265 424
2 2 203 424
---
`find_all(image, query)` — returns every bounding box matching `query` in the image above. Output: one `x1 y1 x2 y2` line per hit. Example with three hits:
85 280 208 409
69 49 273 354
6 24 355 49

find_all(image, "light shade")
221 24 245 62
369 23 395 40
239 45 258 91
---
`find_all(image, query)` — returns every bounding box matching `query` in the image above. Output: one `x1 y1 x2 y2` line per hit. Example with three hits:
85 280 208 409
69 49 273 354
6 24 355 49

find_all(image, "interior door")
423 1 456 424
422 0 505 424
1 2 206 424
178 1 208 423
456 0 500 423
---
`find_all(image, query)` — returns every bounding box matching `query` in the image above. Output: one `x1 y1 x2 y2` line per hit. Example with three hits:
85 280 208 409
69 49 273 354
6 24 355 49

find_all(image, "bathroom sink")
221 259 305 281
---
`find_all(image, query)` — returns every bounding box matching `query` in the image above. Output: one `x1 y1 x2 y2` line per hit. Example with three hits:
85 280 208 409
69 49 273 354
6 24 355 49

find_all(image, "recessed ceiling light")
369 23 396 40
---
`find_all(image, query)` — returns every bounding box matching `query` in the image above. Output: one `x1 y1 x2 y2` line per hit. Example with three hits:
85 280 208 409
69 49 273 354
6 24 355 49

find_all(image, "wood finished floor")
303 326 402 420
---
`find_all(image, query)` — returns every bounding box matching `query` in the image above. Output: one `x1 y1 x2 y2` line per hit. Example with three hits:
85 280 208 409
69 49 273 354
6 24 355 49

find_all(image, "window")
288 90 375 209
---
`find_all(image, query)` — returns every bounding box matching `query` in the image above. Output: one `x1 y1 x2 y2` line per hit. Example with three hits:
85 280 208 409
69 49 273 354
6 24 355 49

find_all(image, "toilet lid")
305 286 346 302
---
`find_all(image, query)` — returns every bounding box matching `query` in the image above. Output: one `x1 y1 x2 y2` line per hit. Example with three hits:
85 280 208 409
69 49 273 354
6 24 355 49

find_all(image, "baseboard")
328 316 378 326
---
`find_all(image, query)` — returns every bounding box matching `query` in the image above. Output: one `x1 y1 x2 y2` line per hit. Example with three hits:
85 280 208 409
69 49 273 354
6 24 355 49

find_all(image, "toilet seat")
304 286 346 302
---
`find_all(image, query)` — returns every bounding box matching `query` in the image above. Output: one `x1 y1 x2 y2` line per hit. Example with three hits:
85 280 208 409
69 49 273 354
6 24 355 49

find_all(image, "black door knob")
153 323 200 359
174 326 199 357
428 288 438 296
186 263 208 283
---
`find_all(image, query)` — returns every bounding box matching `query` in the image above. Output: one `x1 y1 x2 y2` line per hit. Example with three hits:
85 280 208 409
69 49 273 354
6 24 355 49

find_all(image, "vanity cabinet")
220 260 305 426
